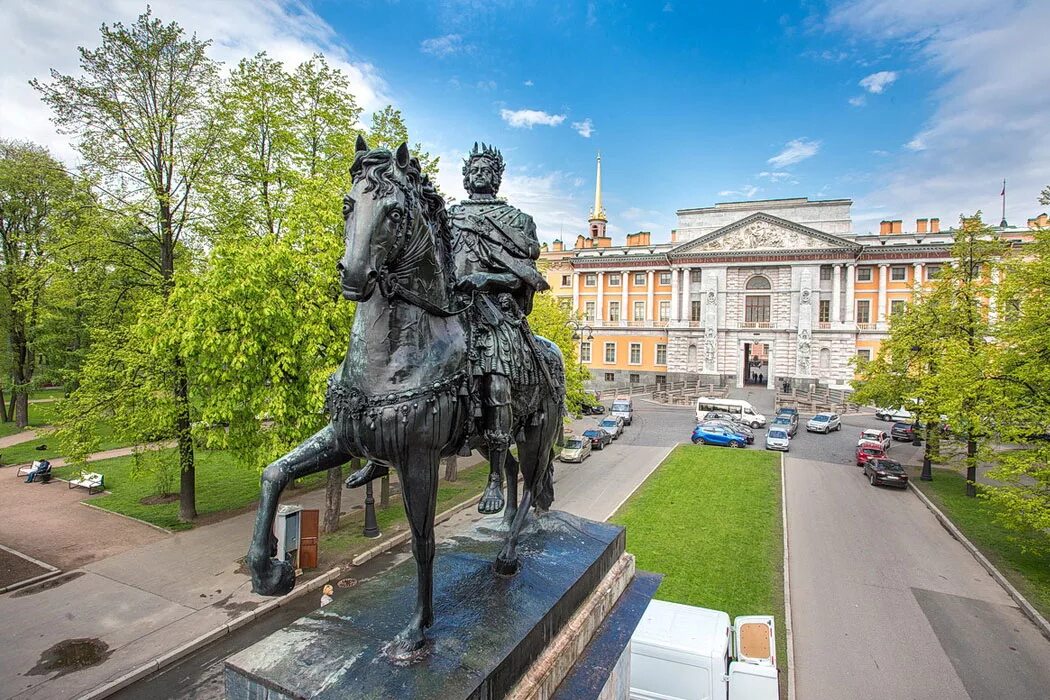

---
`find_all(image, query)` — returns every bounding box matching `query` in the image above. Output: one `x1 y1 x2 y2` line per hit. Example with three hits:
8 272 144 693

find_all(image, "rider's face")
467 159 497 194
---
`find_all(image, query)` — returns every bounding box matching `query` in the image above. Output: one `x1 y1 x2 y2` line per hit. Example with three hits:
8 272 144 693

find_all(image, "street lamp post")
362 480 381 538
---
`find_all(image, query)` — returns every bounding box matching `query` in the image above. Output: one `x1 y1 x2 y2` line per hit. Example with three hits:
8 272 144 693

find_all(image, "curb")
0 542 63 595
79 501 175 535
780 453 796 700
77 489 490 700
602 443 678 520
908 481 1050 642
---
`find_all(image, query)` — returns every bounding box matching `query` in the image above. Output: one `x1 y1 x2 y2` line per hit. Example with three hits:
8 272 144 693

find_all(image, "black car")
581 401 606 416
863 457 909 489
703 410 740 424
582 428 612 450
891 421 918 441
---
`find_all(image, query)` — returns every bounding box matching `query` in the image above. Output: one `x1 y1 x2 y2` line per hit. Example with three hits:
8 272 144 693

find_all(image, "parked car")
805 412 841 434
863 457 909 488
856 444 886 467
765 428 791 452
701 420 754 444
703 410 742 425
581 400 605 416
559 436 592 463
691 424 747 448
857 429 891 451
891 421 919 441
876 406 914 422
598 416 625 440
770 415 797 438
776 407 799 419
610 397 634 426
775 409 800 433
582 428 612 450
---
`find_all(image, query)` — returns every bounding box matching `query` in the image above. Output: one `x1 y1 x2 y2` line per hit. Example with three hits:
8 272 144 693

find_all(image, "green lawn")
53 448 326 531
0 421 125 466
0 400 63 438
611 445 786 694
914 467 1050 621
318 463 490 568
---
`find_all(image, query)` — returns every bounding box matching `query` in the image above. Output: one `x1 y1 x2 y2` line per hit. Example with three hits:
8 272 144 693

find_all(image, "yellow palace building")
540 156 1042 393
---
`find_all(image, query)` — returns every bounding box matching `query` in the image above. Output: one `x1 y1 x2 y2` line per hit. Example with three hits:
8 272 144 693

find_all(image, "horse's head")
338 136 420 301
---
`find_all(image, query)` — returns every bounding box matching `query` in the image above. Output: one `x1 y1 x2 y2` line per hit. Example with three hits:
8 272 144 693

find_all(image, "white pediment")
691 218 837 252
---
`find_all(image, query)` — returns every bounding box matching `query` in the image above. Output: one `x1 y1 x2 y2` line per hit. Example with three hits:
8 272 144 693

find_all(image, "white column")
670 267 680 323
913 262 924 289
646 270 655 321
621 269 629 326
595 271 604 323
845 264 856 322
831 264 842 323
571 271 580 314
877 264 888 323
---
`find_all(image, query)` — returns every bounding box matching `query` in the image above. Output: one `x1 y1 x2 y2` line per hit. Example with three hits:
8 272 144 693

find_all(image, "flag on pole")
1001 180 1006 197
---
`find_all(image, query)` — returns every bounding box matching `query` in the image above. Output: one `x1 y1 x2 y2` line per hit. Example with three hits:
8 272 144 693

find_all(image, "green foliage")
527 291 589 413
367 106 440 183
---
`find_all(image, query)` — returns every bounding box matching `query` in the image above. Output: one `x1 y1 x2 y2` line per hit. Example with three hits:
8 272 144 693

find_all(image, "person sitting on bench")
25 459 51 483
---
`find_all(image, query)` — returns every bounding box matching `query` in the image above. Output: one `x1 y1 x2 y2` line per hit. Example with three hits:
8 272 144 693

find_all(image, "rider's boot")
345 460 389 489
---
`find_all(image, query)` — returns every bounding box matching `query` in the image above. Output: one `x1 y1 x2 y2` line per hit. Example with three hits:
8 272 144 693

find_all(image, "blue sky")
3 1 1048 242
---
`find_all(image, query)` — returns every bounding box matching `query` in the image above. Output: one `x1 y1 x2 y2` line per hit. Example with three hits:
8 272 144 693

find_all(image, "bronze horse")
246 138 565 657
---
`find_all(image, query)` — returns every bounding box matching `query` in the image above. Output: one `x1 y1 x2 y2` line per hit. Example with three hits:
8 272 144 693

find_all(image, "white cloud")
475 80 497 91
767 138 821 168
718 185 760 199
663 2 674 12
571 118 594 138
848 95 867 107
0 0 390 164
500 108 566 128
859 70 899 94
523 79 534 87
420 33 470 57
828 0 1050 232
757 171 791 182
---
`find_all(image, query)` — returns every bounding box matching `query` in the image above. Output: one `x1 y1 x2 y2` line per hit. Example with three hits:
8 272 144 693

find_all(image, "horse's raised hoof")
478 474 506 515
345 461 389 489
493 552 520 577
249 555 296 597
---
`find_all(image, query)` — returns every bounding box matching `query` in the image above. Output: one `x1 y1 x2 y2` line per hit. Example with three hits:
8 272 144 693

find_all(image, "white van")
631 600 778 700
611 396 634 426
695 397 767 428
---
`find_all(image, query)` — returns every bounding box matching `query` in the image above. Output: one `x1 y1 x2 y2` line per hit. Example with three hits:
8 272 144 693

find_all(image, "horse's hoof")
345 461 388 489
250 556 296 596
478 479 506 515
493 552 520 577
385 624 428 661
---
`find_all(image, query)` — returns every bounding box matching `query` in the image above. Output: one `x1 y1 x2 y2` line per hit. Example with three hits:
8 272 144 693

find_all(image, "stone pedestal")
225 511 657 700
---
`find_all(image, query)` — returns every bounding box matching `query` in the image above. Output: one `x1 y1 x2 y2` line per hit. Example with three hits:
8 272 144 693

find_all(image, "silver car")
806 412 841 433
560 436 592 463
765 428 791 452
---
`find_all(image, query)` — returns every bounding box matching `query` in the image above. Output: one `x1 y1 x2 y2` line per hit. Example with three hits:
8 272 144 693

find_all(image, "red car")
856 444 886 467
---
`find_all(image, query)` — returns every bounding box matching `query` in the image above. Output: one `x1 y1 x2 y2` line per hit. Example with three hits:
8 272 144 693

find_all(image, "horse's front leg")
248 423 350 596
502 452 520 528
387 448 440 659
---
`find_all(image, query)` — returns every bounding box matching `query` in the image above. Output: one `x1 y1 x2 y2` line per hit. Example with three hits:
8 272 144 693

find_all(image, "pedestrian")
320 584 334 607
759 373 764 385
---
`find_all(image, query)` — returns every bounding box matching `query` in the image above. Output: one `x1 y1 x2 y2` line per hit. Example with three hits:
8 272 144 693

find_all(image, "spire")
589 152 607 223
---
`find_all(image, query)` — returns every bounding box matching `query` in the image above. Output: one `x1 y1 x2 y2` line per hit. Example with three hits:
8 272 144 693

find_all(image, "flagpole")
1001 178 1007 228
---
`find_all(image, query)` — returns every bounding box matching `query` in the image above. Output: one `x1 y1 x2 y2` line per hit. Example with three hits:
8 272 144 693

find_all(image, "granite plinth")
225 510 626 700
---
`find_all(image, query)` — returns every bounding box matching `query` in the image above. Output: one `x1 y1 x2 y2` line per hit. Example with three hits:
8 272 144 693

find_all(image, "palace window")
659 300 671 321
604 342 616 363
580 342 591 363
691 300 703 321
629 373 640 383
820 265 832 281
604 372 615 382
634 272 646 286
856 299 871 324
819 347 831 368
891 266 907 281
659 271 672 285
608 272 621 286
856 349 872 361
745 295 771 323
584 301 596 321
690 269 702 283
856 267 872 282
608 301 620 322
584 273 597 286
890 299 906 316
745 275 771 290
633 301 646 321
819 299 831 323
561 274 571 287
656 344 667 365
629 343 642 365
656 375 666 387
926 264 942 280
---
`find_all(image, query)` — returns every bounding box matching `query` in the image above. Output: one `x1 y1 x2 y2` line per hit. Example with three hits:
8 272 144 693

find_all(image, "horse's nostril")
336 261 345 273
367 271 378 282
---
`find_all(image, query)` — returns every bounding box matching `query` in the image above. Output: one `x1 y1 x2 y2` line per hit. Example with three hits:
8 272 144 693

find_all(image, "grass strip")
611 445 786 696
913 467 1050 621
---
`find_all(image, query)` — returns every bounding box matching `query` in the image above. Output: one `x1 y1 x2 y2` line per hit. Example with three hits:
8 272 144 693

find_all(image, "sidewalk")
0 430 42 449
0 454 484 700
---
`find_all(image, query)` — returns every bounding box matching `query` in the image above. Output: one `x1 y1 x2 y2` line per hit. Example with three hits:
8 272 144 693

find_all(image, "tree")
34 9 219 521
367 106 440 182
0 141 81 426
528 291 589 413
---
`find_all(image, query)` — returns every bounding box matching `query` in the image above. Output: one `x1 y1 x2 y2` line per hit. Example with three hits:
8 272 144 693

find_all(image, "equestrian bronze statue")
245 137 565 658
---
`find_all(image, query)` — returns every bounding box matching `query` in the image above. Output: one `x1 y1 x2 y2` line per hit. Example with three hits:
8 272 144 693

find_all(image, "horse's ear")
395 142 411 169
355 134 369 154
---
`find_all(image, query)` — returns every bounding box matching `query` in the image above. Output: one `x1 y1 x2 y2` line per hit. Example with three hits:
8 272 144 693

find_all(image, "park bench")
69 471 104 495
16 461 52 483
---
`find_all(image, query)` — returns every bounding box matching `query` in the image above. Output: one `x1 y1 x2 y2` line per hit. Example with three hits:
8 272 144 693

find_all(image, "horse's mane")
351 148 455 292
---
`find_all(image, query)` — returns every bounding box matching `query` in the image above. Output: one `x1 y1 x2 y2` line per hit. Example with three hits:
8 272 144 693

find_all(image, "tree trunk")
380 475 390 509
174 356 197 521
443 454 458 482
965 437 978 498
6 387 14 422
13 391 28 429
0 387 8 423
323 464 343 534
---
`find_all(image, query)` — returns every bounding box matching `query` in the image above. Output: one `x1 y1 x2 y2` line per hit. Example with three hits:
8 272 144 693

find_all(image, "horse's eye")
389 210 402 222
342 195 354 218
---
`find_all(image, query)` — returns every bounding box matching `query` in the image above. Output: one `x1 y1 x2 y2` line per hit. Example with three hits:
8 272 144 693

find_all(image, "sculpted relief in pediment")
693 219 836 252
